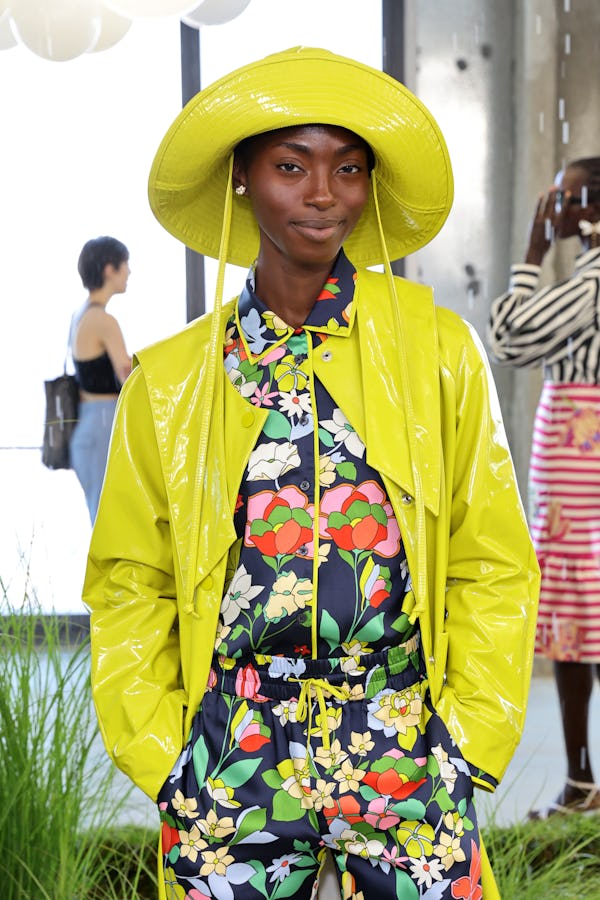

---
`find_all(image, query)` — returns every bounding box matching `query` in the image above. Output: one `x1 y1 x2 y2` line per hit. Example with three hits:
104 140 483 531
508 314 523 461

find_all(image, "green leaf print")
433 785 456 813
263 410 292 440
353 615 385 643
168 845 180 865
396 868 419 899
320 608 341 652
192 735 209 788
219 758 262 788
270 867 315 898
272 788 306 822
391 612 410 633
262 767 284 790
335 461 356 479
389 798 427 820
249 861 267 896
318 426 335 448
337 548 355 567
231 806 267 845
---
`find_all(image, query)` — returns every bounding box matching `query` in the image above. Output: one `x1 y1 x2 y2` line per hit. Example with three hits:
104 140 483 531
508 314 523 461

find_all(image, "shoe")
527 778 600 820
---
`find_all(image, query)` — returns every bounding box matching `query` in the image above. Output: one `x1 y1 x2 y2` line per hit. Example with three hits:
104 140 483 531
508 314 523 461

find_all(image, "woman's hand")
524 187 573 265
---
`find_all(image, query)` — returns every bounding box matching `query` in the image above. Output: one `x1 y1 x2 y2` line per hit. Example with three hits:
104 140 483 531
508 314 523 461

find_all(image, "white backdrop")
0 0 382 612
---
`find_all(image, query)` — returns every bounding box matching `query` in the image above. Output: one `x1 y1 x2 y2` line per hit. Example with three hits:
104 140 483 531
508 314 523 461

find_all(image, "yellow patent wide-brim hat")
148 46 453 267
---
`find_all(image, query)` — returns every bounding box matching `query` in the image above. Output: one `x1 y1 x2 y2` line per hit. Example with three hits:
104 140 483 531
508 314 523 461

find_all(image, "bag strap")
65 313 76 376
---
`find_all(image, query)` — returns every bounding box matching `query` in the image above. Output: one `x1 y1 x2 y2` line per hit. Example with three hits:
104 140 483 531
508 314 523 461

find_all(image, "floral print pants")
158 639 482 900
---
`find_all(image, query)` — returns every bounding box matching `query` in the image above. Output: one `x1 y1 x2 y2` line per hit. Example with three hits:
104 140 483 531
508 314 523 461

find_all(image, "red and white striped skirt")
530 382 600 662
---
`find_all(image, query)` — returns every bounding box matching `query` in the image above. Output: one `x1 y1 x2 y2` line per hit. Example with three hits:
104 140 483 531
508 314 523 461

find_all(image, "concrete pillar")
402 0 600 504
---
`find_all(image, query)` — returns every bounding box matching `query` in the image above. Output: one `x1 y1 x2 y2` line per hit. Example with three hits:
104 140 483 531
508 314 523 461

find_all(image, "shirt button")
428 655 435 664
241 411 255 427
300 480 310 491
321 350 333 362
401 493 413 504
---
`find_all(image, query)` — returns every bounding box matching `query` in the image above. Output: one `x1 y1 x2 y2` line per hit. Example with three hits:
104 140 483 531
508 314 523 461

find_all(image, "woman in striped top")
488 156 600 819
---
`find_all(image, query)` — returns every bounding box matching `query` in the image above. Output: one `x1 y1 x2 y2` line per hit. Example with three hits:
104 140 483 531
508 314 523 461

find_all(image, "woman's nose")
305 169 335 207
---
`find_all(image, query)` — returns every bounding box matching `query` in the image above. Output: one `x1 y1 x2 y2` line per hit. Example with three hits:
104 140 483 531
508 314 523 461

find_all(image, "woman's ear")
232 156 248 195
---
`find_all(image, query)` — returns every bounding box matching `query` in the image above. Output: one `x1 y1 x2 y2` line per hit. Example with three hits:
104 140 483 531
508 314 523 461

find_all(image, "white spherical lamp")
104 0 197 16
182 0 251 27
10 0 102 62
89 6 131 53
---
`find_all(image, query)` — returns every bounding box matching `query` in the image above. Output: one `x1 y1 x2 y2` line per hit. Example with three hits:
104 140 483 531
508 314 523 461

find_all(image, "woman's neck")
254 256 336 329
87 287 112 308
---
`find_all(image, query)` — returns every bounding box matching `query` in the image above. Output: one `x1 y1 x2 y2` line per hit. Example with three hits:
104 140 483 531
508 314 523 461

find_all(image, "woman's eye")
278 162 301 172
339 164 361 174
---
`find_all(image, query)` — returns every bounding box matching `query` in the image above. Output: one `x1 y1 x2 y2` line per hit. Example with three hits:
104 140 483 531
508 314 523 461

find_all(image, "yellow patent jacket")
84 268 539 895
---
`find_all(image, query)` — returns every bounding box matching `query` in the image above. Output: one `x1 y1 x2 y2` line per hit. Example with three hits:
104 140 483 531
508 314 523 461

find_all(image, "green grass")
485 815 600 899
0 587 157 899
1 582 599 897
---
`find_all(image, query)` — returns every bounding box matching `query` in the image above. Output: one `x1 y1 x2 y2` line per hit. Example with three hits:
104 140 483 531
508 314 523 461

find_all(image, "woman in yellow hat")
83 48 539 899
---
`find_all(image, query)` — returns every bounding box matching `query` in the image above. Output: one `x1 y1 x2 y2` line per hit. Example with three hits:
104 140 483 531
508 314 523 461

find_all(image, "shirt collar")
236 249 357 362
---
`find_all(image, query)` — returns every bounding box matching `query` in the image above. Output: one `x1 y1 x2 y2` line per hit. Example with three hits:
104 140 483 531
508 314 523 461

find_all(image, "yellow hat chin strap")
371 173 426 622
186 157 234 619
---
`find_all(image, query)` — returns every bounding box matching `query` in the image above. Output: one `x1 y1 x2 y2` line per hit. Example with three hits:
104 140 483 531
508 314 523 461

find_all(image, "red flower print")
235 664 268 702
323 793 363 825
451 840 482 899
319 482 400 557
246 486 314 558
364 563 392 609
161 821 179 854
294 644 311 656
362 766 426 801
238 720 271 752
224 334 248 362
317 277 340 300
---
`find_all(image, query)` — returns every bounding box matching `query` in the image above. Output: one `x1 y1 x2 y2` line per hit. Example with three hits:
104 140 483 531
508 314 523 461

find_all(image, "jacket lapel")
315 269 441 515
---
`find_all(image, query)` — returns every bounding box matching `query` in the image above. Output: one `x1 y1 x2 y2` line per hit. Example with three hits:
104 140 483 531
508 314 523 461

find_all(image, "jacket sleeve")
82 365 186 801
435 318 540 786
487 264 596 368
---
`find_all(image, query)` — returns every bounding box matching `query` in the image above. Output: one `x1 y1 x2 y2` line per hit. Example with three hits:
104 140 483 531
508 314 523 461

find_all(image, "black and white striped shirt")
488 247 600 383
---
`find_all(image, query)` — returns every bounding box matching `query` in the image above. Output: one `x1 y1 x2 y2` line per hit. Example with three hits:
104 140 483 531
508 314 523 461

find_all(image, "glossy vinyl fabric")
85 264 539 790
84 268 539 899
148 46 454 266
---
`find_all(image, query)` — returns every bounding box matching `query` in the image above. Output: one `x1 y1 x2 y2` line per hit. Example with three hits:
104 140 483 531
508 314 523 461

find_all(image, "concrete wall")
402 0 600 507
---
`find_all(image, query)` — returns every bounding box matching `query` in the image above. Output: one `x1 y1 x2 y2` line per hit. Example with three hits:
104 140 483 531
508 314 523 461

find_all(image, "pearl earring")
235 184 247 196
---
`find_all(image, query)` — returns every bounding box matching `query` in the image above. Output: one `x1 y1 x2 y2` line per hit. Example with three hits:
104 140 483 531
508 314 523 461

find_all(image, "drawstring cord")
371 173 426 622
184 156 234 619
292 677 350 751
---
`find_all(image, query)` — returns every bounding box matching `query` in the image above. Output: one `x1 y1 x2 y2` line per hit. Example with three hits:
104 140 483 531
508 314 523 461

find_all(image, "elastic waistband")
210 632 423 703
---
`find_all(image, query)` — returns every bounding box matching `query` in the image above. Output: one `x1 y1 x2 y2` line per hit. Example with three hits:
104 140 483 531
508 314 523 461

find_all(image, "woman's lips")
292 219 342 239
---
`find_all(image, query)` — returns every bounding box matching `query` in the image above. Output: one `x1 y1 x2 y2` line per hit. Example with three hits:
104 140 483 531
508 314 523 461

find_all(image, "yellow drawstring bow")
292 677 350 751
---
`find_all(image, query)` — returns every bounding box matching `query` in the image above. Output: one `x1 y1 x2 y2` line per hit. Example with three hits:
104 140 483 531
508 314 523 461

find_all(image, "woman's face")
234 124 372 271
105 260 130 294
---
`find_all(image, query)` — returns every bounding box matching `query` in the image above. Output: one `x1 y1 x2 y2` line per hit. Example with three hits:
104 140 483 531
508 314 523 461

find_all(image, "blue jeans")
70 398 117 524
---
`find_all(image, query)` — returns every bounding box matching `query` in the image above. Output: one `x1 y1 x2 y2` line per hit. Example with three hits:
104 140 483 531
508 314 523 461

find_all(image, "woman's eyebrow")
277 141 367 156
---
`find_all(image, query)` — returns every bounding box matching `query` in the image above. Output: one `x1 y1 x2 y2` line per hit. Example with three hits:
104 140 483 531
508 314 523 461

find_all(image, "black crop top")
74 352 120 394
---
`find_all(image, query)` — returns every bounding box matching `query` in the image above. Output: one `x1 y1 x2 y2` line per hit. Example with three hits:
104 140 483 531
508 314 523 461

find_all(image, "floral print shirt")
217 250 416 663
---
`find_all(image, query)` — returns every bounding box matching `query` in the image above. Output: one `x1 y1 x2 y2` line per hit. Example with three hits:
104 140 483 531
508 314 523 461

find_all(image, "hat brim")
148 47 453 267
